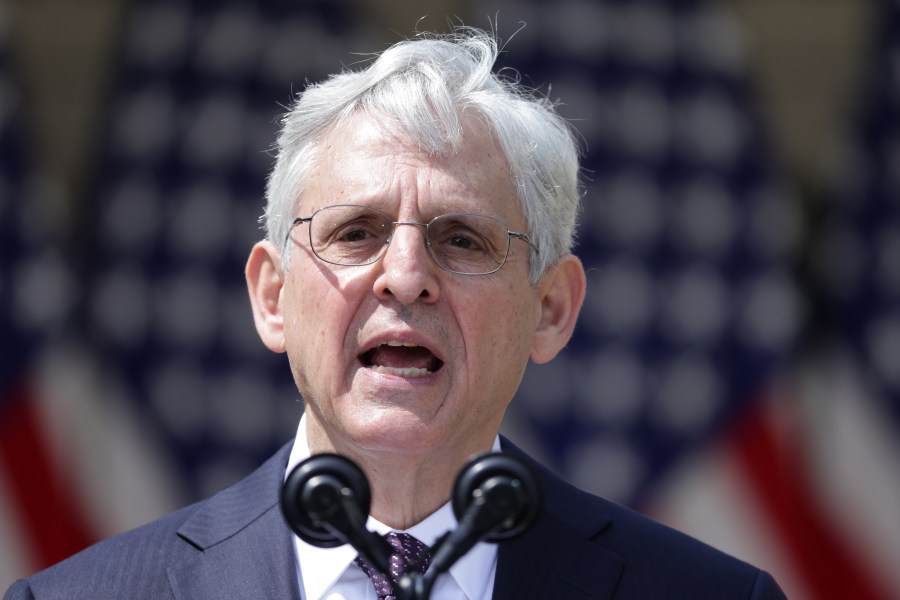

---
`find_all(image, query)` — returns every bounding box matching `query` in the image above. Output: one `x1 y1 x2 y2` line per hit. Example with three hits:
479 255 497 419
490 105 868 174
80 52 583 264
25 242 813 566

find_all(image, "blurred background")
1 0 898 598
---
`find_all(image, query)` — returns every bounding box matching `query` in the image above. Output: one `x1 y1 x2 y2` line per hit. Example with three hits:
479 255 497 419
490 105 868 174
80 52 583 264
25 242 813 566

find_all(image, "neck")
302 415 496 530
360 453 456 529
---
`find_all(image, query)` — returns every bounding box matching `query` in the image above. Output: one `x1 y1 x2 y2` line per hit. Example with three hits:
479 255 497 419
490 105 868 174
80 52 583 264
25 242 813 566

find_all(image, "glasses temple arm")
509 231 538 254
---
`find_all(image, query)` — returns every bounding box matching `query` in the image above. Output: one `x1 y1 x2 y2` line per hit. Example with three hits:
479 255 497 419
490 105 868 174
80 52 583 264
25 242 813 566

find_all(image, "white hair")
264 28 581 283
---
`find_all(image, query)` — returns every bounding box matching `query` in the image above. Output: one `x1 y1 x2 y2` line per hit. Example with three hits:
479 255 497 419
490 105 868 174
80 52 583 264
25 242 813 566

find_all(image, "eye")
338 223 375 243
310 206 393 266
330 215 386 244
436 224 488 253
449 230 480 249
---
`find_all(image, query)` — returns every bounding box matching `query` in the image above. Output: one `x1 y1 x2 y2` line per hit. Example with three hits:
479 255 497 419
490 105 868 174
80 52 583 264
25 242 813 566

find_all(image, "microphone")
280 451 542 600
281 454 395 576
415 452 541 597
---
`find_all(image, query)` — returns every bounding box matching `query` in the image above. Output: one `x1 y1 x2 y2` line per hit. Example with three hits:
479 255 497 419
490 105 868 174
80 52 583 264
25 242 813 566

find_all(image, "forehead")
301 112 522 223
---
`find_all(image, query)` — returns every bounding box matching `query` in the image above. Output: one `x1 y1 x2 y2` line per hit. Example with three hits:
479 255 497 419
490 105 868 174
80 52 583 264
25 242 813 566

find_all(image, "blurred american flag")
2 0 899 598
488 0 801 504
487 1 899 598
0 6 87 584
78 0 372 503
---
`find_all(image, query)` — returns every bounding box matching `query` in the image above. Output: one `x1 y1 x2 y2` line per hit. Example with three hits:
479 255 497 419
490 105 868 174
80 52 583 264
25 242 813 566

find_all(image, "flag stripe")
0 379 97 569
731 398 894 600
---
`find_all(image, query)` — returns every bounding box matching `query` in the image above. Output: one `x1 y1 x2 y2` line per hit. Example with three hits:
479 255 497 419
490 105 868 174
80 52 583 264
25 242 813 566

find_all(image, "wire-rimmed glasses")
288 204 536 275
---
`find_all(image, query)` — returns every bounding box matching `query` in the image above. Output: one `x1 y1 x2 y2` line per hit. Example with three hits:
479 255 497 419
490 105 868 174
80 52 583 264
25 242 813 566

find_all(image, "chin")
345 414 447 455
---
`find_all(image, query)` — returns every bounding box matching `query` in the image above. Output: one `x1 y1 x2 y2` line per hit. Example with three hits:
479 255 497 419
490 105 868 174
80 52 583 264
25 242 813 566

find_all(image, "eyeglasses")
288 204 536 275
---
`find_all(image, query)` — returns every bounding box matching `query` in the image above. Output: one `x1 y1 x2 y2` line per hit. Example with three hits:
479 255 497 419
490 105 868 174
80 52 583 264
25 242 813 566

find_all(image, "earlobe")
245 241 287 353
530 255 587 364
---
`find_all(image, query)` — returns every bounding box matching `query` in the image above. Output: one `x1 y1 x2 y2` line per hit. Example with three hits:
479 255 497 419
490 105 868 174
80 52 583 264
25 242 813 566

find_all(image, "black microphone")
414 452 542 597
281 451 542 600
281 454 395 577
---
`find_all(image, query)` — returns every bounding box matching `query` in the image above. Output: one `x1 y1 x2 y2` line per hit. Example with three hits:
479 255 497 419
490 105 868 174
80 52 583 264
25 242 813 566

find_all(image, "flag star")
127 3 191 69
115 86 178 160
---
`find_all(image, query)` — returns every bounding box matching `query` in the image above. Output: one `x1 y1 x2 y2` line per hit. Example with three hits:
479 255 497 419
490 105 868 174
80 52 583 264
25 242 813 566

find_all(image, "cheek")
466 292 537 376
283 274 332 359
283 279 346 399
285 268 370 357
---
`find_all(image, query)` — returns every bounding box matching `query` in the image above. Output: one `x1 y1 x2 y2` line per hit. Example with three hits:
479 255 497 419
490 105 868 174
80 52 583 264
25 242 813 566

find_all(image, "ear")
530 254 587 364
245 240 287 353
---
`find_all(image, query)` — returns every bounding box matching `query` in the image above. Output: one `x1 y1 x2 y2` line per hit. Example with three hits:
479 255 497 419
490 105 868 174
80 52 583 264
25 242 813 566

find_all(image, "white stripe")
645 435 816 600
797 352 900 597
34 342 183 537
0 453 37 590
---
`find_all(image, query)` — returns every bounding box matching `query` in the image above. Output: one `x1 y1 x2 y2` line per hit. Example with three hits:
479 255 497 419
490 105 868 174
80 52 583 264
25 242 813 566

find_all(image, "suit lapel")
493 515 624 600
168 444 300 600
493 439 625 599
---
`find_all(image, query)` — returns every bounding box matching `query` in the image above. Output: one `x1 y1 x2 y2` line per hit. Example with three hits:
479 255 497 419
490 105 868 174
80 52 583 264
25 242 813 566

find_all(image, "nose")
372 222 441 305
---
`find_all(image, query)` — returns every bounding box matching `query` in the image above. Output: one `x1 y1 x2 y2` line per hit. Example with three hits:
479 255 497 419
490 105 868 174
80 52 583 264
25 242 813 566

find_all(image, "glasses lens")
309 205 392 266
427 213 510 274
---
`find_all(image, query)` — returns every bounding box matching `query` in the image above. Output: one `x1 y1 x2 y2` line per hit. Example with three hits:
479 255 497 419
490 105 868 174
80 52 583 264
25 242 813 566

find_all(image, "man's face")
276 113 545 463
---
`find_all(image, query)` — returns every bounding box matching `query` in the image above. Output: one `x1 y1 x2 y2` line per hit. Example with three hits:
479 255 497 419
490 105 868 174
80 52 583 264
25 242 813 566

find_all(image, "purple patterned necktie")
355 532 432 600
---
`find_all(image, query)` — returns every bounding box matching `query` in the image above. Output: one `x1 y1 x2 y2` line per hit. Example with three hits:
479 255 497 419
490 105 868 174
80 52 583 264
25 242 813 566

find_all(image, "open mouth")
360 341 444 378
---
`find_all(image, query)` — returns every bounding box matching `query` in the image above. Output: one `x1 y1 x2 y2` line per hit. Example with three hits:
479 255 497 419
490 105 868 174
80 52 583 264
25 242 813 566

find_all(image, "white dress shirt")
286 414 499 600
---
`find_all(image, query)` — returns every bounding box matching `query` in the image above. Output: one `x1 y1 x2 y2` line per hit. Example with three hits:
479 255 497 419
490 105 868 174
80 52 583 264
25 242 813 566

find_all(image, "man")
5 29 787 599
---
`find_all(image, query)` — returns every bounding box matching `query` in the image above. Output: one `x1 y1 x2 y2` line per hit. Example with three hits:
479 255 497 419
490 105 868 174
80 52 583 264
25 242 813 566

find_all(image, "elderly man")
4 29 786 600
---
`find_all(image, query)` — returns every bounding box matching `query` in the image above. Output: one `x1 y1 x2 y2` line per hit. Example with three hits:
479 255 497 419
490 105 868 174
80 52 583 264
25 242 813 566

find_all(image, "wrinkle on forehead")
306 112 522 226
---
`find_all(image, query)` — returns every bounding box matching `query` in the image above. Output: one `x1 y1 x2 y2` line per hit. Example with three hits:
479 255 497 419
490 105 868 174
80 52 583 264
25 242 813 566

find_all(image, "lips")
360 340 444 378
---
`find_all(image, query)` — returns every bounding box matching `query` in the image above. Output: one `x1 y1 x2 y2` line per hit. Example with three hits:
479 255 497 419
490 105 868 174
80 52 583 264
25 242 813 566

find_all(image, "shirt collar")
287 413 499 600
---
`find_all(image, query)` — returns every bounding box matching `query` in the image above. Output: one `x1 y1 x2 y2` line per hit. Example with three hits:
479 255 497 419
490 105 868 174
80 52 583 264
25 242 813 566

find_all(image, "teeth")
365 341 432 377
371 366 431 377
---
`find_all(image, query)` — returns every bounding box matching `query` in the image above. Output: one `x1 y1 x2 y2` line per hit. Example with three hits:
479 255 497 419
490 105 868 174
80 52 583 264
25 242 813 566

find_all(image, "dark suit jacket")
4 439 787 599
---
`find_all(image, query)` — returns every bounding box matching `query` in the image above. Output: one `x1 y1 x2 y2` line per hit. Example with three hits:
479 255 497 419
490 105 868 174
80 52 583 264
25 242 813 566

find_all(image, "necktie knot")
355 532 432 600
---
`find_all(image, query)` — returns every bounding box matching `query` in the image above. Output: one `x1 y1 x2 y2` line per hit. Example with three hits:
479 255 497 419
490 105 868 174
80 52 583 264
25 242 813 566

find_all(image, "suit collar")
168 443 300 600
494 438 625 599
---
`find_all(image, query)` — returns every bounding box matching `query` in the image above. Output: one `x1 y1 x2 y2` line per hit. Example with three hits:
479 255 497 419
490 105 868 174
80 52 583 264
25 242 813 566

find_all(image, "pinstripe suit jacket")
4 439 786 599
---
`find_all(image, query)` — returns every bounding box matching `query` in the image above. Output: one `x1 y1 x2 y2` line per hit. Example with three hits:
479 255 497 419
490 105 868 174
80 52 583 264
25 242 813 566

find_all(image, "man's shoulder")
503 438 749 562
5 443 294 600
590 493 752 571
4 502 201 600
500 438 786 598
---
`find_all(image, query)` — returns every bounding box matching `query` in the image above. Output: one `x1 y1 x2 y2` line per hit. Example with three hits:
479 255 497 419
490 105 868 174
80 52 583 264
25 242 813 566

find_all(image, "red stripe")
0 378 97 571
731 396 893 600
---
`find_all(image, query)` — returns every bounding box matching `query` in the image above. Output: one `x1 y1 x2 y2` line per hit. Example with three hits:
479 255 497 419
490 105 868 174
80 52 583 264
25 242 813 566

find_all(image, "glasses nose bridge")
387 219 432 247
380 219 438 272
